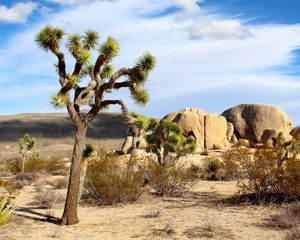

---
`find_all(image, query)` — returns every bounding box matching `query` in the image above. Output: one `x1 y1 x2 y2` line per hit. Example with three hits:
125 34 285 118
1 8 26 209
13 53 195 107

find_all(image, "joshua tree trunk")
132 134 138 150
21 154 26 173
60 125 86 225
78 158 89 202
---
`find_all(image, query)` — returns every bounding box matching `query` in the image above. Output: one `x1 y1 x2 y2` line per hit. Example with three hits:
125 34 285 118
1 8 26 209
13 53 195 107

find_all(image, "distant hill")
0 112 128 160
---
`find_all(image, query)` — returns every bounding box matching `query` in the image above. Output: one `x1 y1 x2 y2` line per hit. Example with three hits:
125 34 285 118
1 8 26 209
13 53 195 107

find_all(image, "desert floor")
0 178 288 240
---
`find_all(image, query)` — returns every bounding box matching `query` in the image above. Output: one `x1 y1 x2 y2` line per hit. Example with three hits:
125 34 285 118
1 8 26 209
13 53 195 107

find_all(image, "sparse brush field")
0 143 299 240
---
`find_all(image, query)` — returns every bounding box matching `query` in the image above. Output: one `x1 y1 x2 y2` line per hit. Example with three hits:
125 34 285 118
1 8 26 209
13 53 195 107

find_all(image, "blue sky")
1 0 300 125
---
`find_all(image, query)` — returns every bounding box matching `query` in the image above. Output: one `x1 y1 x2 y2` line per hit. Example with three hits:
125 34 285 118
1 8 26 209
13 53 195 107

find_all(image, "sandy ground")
0 179 287 240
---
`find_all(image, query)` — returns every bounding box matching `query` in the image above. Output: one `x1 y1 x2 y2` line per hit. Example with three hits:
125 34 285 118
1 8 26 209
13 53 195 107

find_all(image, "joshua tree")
146 120 196 165
35 25 156 225
18 134 36 173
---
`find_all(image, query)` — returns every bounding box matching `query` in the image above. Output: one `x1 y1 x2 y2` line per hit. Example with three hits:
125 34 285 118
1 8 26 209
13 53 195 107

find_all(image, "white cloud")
188 19 252 40
0 2 37 23
49 0 99 5
174 0 200 12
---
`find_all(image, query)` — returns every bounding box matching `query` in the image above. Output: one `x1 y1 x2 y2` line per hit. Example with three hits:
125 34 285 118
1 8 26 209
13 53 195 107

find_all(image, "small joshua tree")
128 112 158 150
146 120 196 165
19 134 36 173
35 25 156 225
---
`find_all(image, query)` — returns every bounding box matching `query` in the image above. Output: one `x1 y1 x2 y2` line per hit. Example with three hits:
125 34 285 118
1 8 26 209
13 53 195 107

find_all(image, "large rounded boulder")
222 104 292 143
163 108 231 151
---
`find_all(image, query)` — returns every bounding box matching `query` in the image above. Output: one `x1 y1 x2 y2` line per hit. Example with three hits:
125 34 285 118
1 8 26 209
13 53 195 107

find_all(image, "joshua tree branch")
100 100 138 136
83 80 133 124
51 47 67 86
93 55 106 83
72 61 83 77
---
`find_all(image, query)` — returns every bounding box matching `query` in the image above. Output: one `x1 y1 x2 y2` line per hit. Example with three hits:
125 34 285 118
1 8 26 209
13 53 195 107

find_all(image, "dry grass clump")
143 207 163 218
9 172 38 190
34 190 64 208
202 157 225 180
49 177 68 189
285 227 300 240
51 169 68 176
184 219 234 239
266 202 300 229
143 157 196 197
152 221 175 237
83 151 144 205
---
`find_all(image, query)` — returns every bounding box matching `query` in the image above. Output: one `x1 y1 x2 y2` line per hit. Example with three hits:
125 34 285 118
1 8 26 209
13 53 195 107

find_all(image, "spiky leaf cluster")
99 36 120 59
19 134 36 153
137 52 156 72
147 118 159 131
162 120 182 135
67 34 81 55
131 88 149 106
50 92 70 109
82 30 99 50
35 25 65 51
130 53 156 85
67 31 97 64
69 75 80 88
130 112 149 130
78 49 92 64
101 64 114 79
83 143 97 159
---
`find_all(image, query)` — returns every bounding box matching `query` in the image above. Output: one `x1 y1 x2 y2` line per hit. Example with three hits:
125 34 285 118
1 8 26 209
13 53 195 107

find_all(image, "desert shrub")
202 157 225 180
25 157 67 173
0 194 15 228
1 159 21 174
84 152 143 205
2 157 67 174
239 145 300 203
143 157 196 196
223 146 253 180
285 227 300 240
50 177 68 189
225 134 300 203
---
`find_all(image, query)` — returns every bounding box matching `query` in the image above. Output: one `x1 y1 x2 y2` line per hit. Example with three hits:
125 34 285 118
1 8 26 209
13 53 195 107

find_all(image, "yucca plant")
0 194 15 229
35 25 156 225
